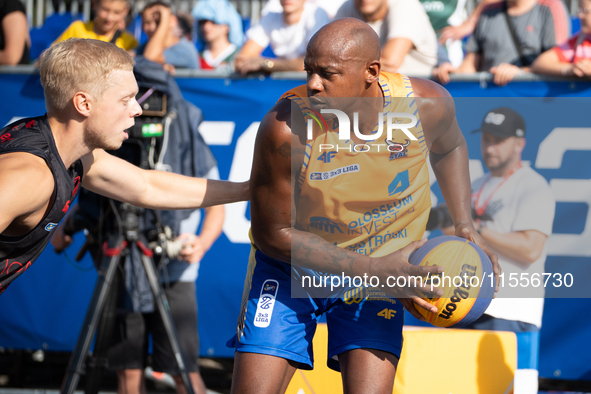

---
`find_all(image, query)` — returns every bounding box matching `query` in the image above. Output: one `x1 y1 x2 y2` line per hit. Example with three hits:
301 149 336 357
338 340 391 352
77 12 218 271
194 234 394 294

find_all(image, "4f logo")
0 133 14 144
377 308 397 319
318 151 337 163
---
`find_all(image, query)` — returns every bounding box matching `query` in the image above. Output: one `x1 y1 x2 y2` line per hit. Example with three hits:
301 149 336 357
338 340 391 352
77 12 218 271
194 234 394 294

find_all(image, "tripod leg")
138 247 196 394
85 262 122 394
61 238 126 394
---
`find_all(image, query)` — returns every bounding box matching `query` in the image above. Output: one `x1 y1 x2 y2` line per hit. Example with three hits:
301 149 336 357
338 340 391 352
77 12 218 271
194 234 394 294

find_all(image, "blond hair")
40 38 134 113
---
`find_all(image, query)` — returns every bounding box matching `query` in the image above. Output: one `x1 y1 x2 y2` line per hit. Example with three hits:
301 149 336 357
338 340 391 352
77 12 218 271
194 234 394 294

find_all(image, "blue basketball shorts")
226 247 405 371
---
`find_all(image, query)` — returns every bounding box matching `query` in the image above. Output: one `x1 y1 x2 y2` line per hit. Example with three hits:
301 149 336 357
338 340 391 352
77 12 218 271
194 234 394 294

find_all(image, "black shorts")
107 281 200 374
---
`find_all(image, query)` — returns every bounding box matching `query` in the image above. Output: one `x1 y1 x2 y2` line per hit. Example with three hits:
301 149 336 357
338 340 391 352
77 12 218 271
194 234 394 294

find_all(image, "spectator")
531 0 591 78
419 0 468 67
0 0 30 65
55 0 137 51
437 0 502 43
137 1 200 72
335 0 438 75
442 107 555 393
234 0 330 75
192 0 243 70
262 0 347 19
433 0 569 86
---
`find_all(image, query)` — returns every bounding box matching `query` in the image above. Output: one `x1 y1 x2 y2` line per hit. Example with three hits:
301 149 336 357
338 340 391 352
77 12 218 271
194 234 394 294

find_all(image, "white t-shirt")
262 0 346 19
166 166 220 283
247 3 330 60
471 165 556 328
335 0 438 75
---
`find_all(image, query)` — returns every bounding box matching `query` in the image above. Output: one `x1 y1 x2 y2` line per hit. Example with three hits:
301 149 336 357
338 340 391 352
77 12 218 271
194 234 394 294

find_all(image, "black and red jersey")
0 115 83 294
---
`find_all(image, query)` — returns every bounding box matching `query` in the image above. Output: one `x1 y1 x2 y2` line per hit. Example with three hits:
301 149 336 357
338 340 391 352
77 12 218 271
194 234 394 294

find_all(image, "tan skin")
231 19 499 394
0 9 30 65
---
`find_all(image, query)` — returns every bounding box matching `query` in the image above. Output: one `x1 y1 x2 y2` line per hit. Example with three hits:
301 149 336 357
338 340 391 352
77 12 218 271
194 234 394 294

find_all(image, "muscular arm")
80 149 248 209
412 77 500 280
234 40 305 74
380 38 414 73
0 153 54 235
479 228 547 266
0 11 29 65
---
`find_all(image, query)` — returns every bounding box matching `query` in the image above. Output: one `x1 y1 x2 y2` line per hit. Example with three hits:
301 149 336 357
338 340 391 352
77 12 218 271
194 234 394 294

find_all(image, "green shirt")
419 0 460 32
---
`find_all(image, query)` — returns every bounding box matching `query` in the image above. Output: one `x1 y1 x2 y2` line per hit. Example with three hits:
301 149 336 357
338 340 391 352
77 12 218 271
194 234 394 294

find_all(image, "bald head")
307 18 381 63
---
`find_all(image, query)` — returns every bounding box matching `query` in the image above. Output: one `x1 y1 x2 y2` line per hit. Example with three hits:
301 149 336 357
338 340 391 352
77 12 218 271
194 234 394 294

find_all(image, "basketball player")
227 18 499 393
0 38 248 295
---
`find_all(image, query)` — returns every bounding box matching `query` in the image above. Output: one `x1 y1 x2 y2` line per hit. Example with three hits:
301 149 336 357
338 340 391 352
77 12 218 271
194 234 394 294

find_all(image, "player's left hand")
399 298 428 322
177 233 206 264
490 63 522 86
456 224 500 293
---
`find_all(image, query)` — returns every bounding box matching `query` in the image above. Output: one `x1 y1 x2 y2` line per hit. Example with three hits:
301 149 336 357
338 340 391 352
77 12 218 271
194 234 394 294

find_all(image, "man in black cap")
443 107 555 393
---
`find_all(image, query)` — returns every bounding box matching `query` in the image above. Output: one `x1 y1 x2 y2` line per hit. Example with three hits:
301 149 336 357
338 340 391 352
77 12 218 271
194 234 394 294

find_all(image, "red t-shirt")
553 33 591 63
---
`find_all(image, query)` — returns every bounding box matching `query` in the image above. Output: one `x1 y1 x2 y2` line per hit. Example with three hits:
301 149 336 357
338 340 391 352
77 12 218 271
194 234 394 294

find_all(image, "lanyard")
473 161 522 217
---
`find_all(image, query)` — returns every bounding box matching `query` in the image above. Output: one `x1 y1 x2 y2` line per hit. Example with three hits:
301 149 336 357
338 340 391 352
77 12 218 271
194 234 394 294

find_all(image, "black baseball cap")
471 107 526 138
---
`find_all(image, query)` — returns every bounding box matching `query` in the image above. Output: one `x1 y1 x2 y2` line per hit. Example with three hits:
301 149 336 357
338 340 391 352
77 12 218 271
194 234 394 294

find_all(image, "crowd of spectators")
3 0 591 83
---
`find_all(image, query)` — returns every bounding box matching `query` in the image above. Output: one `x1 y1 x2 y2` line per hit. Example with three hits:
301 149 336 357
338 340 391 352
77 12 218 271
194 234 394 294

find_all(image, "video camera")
129 86 168 140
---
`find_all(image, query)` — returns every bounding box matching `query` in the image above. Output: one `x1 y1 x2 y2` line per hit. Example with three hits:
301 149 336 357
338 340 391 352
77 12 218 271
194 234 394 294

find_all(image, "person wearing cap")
442 107 555 393
136 1 200 72
192 0 243 70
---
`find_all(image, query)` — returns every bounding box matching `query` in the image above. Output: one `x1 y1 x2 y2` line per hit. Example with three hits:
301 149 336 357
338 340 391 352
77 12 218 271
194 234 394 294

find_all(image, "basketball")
409 235 495 328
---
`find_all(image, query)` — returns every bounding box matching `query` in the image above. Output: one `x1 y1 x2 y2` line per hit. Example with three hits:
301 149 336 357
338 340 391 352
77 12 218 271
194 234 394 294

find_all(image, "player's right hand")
51 225 73 254
369 239 443 316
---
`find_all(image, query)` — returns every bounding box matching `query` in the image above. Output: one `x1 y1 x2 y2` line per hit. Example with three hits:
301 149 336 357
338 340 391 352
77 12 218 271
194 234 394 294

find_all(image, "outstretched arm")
80 149 248 209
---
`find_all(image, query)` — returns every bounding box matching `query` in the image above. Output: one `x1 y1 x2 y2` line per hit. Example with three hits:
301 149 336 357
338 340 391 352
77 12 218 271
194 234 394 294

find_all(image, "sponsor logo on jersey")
386 139 410 161
44 223 58 232
309 164 360 181
254 279 279 328
317 151 337 163
310 217 344 234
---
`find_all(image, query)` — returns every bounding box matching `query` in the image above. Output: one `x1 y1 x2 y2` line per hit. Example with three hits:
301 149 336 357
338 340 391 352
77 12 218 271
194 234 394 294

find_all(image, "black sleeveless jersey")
0 115 84 294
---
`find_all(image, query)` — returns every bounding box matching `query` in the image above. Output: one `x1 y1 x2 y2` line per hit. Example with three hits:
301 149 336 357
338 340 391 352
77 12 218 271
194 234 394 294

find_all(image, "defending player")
0 38 248 295
227 18 499 393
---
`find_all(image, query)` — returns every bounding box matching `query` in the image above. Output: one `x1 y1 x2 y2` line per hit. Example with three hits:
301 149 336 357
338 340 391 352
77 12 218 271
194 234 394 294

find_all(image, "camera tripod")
61 203 195 394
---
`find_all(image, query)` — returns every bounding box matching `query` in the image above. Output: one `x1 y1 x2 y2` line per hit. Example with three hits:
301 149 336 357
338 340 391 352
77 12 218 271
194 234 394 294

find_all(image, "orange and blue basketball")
409 235 495 328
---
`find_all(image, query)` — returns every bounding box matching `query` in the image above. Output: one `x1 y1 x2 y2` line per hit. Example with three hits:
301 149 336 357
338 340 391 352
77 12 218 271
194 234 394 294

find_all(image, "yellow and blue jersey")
284 72 431 257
